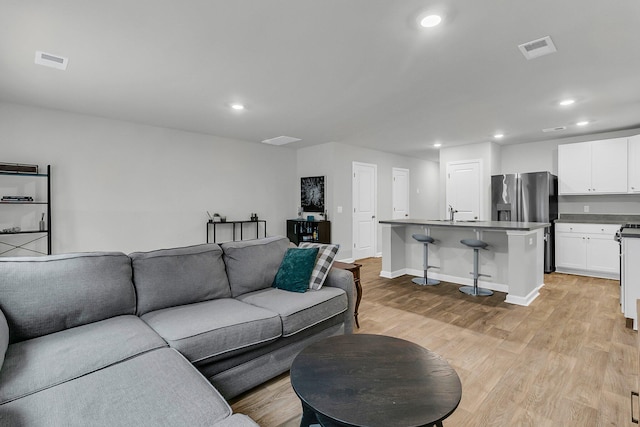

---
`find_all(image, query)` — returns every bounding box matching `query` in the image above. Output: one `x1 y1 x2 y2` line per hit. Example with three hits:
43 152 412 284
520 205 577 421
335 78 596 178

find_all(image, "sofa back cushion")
221 236 289 297
130 244 231 316
0 252 136 344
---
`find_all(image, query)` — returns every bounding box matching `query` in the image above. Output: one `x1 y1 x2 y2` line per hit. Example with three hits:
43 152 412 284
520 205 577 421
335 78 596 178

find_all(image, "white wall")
297 142 439 261
0 102 297 254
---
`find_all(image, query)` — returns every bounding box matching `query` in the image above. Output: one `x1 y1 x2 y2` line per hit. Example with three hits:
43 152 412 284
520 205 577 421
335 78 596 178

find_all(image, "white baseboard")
555 267 619 280
505 284 543 306
405 268 509 293
379 269 407 279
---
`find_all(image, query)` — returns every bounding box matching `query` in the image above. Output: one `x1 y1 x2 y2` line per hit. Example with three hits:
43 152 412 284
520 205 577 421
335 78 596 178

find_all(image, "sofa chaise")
0 236 355 426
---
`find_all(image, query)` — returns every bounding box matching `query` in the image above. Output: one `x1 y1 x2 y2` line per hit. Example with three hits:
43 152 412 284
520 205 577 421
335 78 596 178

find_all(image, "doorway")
392 168 410 220
352 162 377 260
445 160 482 220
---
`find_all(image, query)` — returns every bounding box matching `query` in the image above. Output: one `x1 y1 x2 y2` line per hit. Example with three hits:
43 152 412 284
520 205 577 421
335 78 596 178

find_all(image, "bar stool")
459 239 493 296
412 234 439 286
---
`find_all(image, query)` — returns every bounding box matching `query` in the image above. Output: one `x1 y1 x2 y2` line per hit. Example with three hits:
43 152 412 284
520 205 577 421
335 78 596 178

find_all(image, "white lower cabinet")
555 223 620 279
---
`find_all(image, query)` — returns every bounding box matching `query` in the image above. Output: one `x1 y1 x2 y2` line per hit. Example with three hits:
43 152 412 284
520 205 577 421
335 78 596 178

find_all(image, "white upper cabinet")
558 142 591 194
558 138 628 195
629 135 640 193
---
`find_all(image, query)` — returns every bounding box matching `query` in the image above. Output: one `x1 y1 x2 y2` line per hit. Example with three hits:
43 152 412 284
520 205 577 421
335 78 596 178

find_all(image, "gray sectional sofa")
0 236 355 426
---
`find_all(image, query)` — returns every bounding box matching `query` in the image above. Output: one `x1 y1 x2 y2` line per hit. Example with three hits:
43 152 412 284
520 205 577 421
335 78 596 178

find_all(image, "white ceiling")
2 0 639 162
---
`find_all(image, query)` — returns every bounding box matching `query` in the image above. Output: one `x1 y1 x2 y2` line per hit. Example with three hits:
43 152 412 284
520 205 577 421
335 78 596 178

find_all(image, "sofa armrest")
0 307 8 371
323 268 355 334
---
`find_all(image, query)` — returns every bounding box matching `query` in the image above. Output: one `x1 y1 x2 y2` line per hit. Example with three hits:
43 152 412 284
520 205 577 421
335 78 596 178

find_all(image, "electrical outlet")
584 205 589 213
337 206 343 213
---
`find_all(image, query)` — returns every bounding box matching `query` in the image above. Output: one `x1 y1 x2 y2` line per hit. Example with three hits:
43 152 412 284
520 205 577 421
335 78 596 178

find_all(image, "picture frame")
301 176 325 213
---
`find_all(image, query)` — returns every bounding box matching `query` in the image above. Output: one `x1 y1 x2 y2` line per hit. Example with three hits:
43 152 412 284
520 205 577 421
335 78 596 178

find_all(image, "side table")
332 261 362 328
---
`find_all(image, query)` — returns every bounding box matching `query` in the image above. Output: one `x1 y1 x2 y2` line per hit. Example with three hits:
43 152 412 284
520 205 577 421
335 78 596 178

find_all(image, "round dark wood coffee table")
290 334 462 427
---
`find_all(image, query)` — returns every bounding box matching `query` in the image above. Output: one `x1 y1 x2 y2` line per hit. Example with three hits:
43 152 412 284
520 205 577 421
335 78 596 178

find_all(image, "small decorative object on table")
250 213 259 221
39 213 45 231
207 212 222 223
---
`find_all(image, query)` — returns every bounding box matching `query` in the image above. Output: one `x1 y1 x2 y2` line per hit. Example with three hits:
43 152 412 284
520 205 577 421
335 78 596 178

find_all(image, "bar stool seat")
412 234 439 286
459 239 493 296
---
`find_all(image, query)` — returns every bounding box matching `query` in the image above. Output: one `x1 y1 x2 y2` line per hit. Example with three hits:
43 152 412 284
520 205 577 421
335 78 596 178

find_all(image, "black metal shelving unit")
0 165 51 256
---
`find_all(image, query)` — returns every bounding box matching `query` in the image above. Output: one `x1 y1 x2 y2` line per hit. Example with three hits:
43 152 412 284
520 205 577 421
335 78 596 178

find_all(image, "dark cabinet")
287 219 331 245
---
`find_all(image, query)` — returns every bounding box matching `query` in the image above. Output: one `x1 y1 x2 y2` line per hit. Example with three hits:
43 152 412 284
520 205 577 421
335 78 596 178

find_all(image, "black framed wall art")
301 176 325 213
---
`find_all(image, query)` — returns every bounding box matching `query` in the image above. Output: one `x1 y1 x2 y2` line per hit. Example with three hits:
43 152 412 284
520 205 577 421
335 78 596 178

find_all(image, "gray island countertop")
378 218 550 231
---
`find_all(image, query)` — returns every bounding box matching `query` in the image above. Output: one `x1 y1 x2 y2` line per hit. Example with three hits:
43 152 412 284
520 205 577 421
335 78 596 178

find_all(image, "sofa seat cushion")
141 299 282 364
236 287 348 337
0 348 251 426
0 315 166 405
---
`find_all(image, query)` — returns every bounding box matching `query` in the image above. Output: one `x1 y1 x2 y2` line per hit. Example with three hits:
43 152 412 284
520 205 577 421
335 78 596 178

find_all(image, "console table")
206 220 266 244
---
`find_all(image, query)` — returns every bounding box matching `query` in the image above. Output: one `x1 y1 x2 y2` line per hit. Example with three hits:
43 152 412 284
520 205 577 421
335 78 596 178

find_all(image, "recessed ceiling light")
576 121 589 126
230 103 245 111
420 15 442 28
559 99 575 106
433 143 442 148
494 133 504 139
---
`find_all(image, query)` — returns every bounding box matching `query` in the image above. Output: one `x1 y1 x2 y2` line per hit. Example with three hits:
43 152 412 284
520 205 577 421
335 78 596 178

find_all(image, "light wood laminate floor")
231 257 637 426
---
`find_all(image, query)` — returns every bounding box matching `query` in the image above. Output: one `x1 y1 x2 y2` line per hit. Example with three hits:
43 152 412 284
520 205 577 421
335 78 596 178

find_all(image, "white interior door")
352 162 377 260
392 168 409 219
446 160 481 220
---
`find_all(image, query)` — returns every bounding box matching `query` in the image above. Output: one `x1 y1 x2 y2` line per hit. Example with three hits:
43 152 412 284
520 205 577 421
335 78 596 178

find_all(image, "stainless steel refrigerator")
491 172 558 273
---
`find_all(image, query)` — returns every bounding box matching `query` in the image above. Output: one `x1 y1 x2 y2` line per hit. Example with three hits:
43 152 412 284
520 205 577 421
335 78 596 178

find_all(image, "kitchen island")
379 219 550 306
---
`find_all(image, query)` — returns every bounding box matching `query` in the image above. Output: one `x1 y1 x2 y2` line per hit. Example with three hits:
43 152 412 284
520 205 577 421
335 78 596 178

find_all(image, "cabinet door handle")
632 391 639 423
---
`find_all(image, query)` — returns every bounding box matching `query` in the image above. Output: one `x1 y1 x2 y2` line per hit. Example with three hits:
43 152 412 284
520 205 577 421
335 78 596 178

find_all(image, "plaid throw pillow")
298 242 339 290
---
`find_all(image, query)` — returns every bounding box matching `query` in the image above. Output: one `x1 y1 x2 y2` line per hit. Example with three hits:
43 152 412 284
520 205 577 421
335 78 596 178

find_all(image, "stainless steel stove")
615 223 640 242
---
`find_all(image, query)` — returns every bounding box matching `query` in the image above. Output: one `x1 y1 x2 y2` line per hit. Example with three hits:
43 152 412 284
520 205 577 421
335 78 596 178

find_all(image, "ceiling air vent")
261 136 301 146
542 126 567 133
518 36 557 60
35 51 68 70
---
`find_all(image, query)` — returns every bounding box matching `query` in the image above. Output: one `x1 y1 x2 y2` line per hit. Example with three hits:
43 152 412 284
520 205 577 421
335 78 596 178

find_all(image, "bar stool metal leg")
459 239 493 296
411 234 439 286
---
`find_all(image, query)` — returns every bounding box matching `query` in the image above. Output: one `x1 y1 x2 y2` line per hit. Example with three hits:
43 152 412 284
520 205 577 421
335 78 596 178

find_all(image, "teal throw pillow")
273 247 319 293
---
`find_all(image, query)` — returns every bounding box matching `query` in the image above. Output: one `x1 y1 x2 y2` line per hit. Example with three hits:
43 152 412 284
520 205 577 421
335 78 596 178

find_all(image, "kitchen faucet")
448 205 458 221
